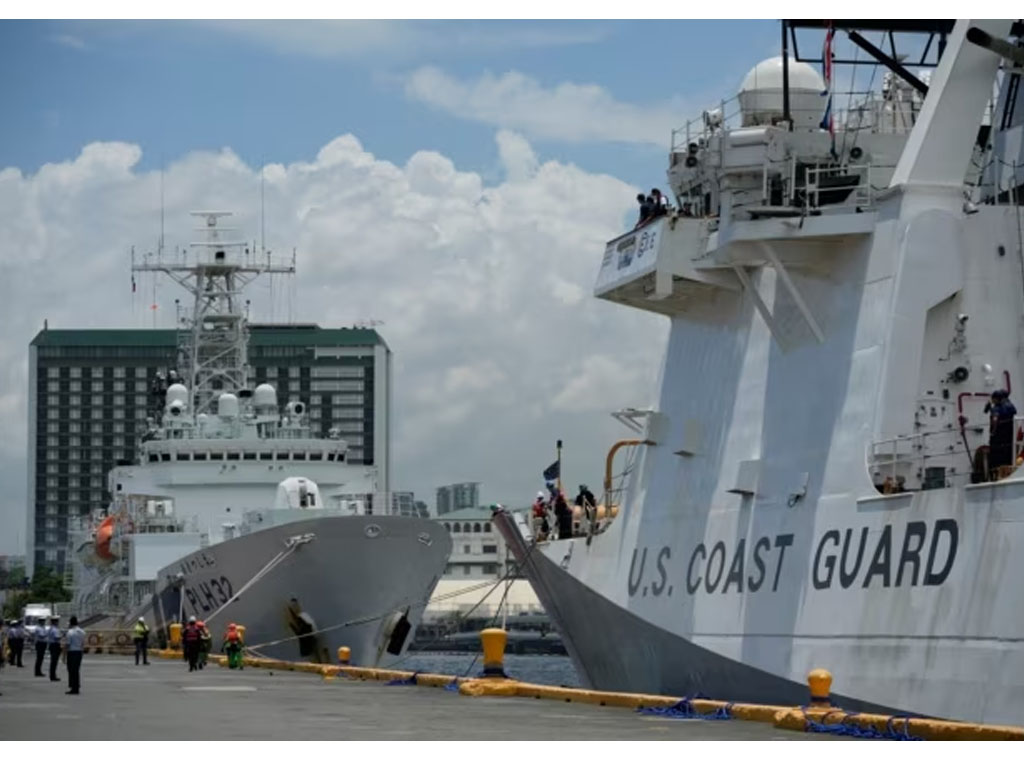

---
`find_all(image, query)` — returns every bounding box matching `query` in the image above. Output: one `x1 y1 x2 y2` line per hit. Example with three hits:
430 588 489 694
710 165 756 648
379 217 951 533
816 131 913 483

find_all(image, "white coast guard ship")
496 19 1024 725
70 212 451 666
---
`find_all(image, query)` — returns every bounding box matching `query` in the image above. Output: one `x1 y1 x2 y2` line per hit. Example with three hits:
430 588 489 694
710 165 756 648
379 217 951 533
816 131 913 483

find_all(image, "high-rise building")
27 323 391 576
435 482 480 517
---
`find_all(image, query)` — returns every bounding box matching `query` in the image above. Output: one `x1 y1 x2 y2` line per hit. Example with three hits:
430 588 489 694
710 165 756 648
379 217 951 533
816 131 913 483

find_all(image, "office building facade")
435 482 480 517
27 324 390 576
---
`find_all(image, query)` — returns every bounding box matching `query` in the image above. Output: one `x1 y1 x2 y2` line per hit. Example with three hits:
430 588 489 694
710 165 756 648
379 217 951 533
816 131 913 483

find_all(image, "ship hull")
151 515 451 668
495 483 1024 727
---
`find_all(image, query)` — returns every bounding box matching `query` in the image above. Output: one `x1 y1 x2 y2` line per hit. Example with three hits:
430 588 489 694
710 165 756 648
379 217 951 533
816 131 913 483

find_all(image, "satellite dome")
218 393 240 418
165 383 188 407
738 56 827 130
253 383 277 408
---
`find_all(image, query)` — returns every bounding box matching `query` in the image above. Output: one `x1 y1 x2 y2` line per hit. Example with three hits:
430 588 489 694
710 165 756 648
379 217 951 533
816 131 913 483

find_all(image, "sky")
0 19 789 555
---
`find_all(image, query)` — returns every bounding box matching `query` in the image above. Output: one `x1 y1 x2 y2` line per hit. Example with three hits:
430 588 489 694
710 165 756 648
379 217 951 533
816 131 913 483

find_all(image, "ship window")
274 452 287 461
327 452 336 462
210 452 223 461
259 452 273 461
309 452 322 461
337 453 345 462
161 453 171 462
243 452 256 461
293 452 307 461
176 453 191 461
227 452 240 461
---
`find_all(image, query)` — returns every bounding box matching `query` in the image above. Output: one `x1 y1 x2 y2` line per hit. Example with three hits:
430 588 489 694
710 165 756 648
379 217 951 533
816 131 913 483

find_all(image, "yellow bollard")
337 646 351 665
479 628 508 678
169 622 182 650
807 668 832 707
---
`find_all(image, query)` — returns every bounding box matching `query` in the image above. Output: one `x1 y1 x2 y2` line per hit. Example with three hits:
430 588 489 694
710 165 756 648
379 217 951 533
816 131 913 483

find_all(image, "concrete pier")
0 657 835 740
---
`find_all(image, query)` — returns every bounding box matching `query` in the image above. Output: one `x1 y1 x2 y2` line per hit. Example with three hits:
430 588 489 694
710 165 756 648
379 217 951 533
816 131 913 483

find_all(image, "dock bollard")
479 628 508 678
169 622 182 651
337 646 351 665
807 668 832 708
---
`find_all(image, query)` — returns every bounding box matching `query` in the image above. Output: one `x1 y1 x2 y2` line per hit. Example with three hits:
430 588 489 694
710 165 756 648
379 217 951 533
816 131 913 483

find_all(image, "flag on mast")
820 23 835 138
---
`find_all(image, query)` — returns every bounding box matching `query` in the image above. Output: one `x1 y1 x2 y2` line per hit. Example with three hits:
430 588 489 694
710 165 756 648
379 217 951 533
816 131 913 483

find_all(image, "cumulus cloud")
0 132 668 551
405 66 684 147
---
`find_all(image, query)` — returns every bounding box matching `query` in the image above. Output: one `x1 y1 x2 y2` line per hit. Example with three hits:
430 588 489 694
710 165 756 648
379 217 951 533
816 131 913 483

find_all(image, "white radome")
738 56 827 130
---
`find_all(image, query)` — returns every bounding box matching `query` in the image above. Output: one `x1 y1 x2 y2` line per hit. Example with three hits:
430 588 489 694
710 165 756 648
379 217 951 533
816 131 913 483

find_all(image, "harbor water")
396 651 579 687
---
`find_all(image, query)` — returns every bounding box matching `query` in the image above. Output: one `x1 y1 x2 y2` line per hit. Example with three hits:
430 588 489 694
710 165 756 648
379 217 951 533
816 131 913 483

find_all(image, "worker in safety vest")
181 617 202 672
196 621 212 669
222 623 244 670
133 618 150 666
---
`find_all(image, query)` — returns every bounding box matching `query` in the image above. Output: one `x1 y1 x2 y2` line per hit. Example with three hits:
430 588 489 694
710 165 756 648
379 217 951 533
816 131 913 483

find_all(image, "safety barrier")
149 641 1024 740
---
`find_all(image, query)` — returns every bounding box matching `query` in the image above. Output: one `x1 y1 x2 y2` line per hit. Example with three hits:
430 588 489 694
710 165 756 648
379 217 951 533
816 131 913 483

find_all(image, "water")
394 652 579 687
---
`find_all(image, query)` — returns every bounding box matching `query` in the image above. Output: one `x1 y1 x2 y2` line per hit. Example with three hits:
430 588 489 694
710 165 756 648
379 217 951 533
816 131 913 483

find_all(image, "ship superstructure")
69 212 450 665
496 19 1024 725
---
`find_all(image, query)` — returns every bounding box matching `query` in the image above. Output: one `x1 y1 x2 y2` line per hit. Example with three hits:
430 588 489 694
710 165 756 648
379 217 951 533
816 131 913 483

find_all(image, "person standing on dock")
8 620 25 667
64 616 85 695
133 617 150 666
46 617 62 683
33 620 47 677
182 617 201 672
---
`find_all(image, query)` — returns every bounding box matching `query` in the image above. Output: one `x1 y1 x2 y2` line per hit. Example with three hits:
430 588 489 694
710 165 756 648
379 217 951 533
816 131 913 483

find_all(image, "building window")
47 422 59 434
69 395 81 406
69 381 81 392
463 545 471 554
91 381 104 392
473 523 481 533
113 408 124 419
483 545 497 554
135 382 147 393
463 565 471 575
47 367 59 379
47 408 59 419
47 394 59 406
92 394 103 405
443 522 451 531
483 523 491 533
47 381 60 393
91 408 102 420
114 367 126 378
69 367 81 379
452 523 461 533
482 564 498 575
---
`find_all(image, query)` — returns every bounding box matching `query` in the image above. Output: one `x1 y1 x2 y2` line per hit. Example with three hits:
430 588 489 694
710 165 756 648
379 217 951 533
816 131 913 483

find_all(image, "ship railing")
868 424 1011 492
670 90 916 154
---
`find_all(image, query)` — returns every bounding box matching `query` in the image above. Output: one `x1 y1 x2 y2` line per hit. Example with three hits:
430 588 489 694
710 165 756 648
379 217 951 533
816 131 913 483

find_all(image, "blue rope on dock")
801 707 922 740
637 697 734 721
443 678 461 692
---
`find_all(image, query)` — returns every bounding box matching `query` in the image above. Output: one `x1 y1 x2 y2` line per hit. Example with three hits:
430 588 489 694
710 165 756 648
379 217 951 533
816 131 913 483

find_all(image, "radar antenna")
132 211 295 415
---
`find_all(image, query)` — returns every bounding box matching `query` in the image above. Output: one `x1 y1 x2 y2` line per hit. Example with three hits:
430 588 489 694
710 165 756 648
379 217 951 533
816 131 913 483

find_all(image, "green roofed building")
27 323 391 576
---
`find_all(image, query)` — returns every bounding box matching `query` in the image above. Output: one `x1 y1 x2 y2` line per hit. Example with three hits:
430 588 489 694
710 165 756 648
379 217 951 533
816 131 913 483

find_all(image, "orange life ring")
115 632 130 646
87 633 101 647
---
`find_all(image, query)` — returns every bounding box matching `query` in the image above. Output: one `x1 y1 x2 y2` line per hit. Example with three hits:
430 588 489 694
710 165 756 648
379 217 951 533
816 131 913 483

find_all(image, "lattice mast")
132 211 295 415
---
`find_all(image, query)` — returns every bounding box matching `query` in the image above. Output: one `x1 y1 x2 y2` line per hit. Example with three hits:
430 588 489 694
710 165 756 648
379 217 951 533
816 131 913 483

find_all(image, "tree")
30 566 70 604
1 566 70 620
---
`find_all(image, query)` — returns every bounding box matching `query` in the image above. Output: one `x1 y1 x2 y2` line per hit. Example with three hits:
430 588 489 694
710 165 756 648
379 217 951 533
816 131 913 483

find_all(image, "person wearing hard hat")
181 616 202 672
196 621 212 669
133 617 150 666
222 623 244 670
531 492 551 541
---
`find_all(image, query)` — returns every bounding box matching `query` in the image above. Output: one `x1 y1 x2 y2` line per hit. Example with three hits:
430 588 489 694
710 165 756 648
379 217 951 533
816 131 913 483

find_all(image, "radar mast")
132 211 295 415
